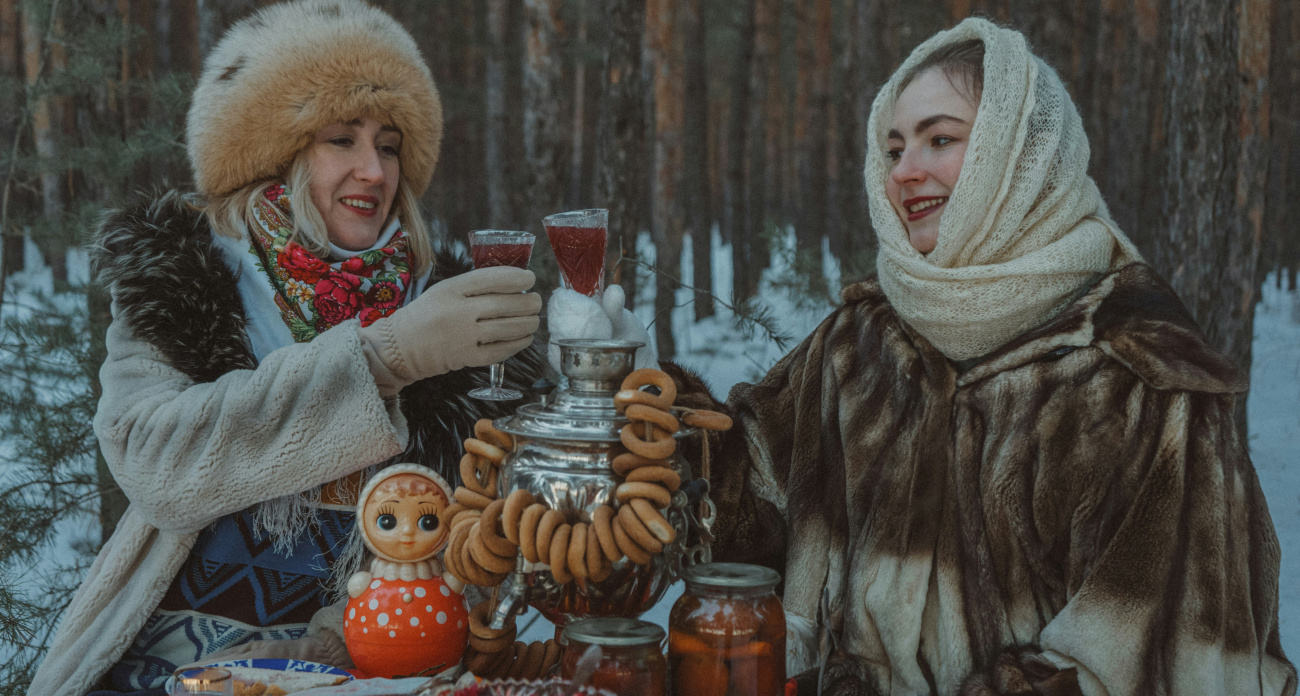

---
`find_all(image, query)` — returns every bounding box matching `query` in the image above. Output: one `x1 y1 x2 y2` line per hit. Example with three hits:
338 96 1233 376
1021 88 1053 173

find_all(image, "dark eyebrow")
888 114 969 141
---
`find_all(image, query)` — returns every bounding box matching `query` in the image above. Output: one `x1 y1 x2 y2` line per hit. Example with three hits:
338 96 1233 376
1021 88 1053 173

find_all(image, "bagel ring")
620 422 677 460
484 643 514 678
548 524 573 584
614 388 673 414
682 408 733 431
443 523 470 582
626 465 681 492
611 452 667 476
469 629 516 655
464 647 498 674
506 640 530 679
591 505 622 562
615 481 673 508
465 437 508 465
519 640 546 679
474 418 513 450
630 496 677 544
625 403 680 434
454 486 494 511
502 490 535 545
585 521 608 582
619 368 677 406
477 499 518 557
459 532 502 586
611 516 653 565
439 502 468 530
469 523 517 574
535 509 566 562
542 639 562 675
567 523 589 580
459 453 496 497
469 601 514 639
617 504 664 553
518 503 547 563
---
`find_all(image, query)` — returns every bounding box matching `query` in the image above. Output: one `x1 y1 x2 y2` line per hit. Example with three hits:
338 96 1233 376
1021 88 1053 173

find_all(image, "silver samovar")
488 339 716 631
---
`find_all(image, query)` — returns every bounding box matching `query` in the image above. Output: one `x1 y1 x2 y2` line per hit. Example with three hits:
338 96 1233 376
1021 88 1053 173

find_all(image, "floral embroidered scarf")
248 183 411 342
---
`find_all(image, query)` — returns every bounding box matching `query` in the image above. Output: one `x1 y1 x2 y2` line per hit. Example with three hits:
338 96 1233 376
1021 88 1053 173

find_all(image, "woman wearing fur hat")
551 17 1295 696
27 2 544 695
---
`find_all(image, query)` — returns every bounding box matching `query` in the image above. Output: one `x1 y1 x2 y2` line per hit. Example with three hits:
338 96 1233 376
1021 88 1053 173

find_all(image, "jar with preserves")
561 617 667 696
669 563 785 696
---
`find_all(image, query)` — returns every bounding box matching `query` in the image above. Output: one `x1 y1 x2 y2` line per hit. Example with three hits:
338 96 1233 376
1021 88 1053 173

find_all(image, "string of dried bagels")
444 368 732 679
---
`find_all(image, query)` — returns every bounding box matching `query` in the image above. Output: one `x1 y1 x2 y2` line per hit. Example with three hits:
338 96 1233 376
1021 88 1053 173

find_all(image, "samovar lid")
562 617 665 647
496 339 692 442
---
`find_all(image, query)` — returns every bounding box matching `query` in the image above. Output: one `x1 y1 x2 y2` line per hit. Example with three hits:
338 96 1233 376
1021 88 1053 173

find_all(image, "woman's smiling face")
886 67 979 254
306 116 402 251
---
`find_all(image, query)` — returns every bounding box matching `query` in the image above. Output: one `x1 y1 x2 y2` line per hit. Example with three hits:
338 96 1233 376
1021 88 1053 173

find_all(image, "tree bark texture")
596 0 647 308
681 0 712 320
735 0 778 305
484 0 514 228
522 0 565 245
22 1 66 281
721 2 754 252
1156 0 1270 432
1265 0 1299 289
1 0 20 277
647 0 683 360
568 0 588 210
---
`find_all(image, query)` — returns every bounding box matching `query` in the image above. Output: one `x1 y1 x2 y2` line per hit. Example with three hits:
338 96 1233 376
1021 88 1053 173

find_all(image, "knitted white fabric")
866 18 1142 360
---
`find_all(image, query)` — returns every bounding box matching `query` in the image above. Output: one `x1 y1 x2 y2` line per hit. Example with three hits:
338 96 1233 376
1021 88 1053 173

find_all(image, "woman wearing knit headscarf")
550 16 1296 696
26 2 545 695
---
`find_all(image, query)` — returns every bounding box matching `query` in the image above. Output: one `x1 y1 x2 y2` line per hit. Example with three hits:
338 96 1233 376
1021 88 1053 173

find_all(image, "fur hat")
187 0 442 198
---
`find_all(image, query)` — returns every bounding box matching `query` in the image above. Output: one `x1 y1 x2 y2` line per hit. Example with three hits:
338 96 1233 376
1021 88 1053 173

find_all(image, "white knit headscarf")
867 18 1142 360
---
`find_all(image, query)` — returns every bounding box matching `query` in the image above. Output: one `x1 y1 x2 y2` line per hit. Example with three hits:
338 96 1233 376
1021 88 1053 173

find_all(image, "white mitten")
547 288 614 372
601 285 658 369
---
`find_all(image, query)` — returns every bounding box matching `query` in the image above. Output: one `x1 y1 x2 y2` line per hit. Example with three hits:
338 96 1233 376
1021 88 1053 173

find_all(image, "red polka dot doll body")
344 464 469 678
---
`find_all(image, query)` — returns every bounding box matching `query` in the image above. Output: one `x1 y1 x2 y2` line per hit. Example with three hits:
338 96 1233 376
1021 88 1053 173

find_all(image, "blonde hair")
205 152 435 277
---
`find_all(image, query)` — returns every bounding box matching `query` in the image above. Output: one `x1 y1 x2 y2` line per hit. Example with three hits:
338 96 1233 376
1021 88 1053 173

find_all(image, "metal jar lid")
679 562 781 591
562 617 666 647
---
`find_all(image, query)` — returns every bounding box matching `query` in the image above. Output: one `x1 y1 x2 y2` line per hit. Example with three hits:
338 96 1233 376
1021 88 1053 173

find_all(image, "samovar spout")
489 568 529 631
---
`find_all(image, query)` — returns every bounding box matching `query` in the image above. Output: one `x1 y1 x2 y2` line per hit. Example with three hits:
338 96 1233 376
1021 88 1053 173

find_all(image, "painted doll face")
360 473 450 562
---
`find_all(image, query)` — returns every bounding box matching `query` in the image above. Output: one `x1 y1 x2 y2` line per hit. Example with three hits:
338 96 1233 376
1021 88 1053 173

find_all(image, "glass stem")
490 361 506 390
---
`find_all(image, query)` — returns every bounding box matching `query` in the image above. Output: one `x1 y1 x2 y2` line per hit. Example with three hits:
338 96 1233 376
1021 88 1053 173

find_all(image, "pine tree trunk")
681 0 712 320
1088 0 1166 257
596 0 647 307
484 0 514 228
647 0 682 360
831 0 869 273
522 0 565 244
568 0 588 210
22 1 66 281
795 0 831 289
172 0 200 76
1 0 20 278
735 0 777 304
1266 0 1298 285
1156 0 1271 435
721 4 753 252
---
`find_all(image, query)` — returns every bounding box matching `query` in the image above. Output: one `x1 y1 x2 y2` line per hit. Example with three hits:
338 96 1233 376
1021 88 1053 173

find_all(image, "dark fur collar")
91 189 548 483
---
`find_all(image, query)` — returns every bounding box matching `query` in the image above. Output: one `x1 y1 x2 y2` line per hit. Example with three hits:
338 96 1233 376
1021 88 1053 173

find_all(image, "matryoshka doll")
344 464 470 678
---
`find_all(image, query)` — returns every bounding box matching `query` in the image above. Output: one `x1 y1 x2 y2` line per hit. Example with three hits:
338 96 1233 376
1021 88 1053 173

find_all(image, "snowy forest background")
1 0 1299 692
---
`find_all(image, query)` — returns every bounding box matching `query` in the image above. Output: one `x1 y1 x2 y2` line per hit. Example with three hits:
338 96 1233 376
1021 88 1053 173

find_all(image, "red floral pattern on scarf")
247 183 412 341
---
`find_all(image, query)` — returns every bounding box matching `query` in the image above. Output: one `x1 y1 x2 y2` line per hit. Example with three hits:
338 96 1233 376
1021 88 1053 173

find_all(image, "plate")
165 659 354 694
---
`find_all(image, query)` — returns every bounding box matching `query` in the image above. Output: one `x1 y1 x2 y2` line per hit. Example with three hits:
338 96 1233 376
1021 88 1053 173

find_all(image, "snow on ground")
1248 277 1300 653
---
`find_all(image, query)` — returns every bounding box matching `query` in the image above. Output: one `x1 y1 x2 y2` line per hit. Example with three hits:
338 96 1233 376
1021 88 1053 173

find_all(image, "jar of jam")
669 563 785 696
561 617 667 696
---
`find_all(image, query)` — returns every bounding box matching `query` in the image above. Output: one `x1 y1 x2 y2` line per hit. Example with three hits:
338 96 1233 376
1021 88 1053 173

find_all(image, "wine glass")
543 209 608 297
468 229 535 401
169 668 233 696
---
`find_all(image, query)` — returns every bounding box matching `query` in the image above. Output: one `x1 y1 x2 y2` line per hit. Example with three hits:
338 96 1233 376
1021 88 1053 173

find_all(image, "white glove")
547 285 657 373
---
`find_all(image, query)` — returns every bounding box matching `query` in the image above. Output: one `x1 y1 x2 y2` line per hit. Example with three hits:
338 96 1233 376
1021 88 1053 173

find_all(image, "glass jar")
669 563 785 696
561 617 667 696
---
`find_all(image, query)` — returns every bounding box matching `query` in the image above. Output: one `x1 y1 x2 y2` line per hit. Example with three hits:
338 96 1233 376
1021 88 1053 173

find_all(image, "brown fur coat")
668 263 1295 696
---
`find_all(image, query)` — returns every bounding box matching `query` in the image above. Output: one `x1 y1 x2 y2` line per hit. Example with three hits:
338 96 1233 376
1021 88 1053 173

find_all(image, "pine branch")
617 255 795 352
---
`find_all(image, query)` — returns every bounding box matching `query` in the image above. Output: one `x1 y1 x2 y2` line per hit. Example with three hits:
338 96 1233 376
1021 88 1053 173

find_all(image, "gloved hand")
362 267 541 390
547 284 657 372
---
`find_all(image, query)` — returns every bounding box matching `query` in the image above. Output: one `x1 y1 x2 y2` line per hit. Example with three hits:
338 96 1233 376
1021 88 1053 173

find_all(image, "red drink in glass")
543 209 608 297
471 242 533 270
466 230 535 402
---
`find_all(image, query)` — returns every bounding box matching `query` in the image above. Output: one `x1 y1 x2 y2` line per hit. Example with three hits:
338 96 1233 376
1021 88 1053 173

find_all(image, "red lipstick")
902 196 948 222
